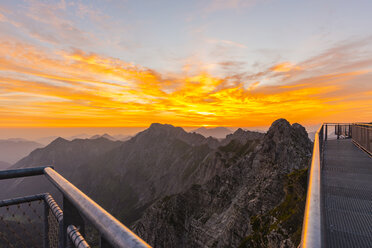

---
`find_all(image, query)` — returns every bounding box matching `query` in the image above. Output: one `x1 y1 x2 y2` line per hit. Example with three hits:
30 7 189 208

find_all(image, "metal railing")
299 122 371 248
0 166 151 248
299 125 324 248
0 193 62 248
352 123 372 156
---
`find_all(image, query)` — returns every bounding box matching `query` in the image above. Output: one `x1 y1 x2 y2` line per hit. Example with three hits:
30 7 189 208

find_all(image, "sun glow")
0 39 371 128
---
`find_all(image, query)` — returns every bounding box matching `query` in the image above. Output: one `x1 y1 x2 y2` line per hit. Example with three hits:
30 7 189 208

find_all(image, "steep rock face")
222 128 264 146
74 124 233 224
132 119 312 248
3 123 256 227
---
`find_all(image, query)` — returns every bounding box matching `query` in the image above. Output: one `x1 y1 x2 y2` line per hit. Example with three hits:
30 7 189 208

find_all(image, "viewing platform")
323 139 372 247
301 123 372 248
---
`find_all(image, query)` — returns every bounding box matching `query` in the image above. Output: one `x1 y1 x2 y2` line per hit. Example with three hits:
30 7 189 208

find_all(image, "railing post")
63 196 85 247
349 125 351 138
325 124 328 141
43 201 50 248
351 124 353 138
58 219 64 248
368 126 371 152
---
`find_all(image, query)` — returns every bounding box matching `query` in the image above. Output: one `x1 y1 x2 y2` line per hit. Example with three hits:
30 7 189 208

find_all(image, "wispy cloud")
207 39 247 49
270 62 302 72
0 35 371 127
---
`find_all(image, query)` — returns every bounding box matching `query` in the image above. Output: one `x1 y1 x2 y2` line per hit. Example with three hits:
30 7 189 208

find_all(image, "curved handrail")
44 167 151 248
0 166 52 180
299 125 323 248
67 225 91 248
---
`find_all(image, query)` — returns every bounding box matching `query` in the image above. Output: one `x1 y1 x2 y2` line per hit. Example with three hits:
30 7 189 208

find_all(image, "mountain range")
133 119 312 247
191 126 233 139
1 119 312 247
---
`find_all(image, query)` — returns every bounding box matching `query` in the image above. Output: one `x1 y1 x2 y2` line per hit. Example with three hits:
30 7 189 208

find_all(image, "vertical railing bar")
63 196 85 248
43 201 50 248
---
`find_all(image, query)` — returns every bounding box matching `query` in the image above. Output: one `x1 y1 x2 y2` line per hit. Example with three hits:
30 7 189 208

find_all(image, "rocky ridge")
132 119 312 248
3 123 263 227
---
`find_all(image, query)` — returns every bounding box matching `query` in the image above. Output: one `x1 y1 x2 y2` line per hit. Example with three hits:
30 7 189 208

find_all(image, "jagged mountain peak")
268 118 291 131
132 118 313 248
265 118 309 144
233 127 245 134
148 123 184 134
222 127 264 146
258 118 312 172
90 133 116 141
133 123 215 147
136 123 186 140
49 137 68 145
191 126 232 139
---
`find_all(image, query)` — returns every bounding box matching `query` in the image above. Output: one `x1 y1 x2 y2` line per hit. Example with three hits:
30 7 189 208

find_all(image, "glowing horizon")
0 0 371 128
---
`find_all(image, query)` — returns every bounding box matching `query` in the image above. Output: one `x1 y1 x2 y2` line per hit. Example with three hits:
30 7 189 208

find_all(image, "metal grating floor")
323 139 372 248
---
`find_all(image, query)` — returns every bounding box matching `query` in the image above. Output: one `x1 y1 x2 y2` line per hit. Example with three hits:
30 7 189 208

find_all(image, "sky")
0 0 371 131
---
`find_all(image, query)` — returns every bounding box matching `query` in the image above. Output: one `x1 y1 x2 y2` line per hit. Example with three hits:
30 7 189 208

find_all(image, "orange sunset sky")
0 0 371 129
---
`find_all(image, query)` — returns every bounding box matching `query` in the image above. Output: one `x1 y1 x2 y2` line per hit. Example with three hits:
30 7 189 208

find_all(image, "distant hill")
37 134 93 145
36 136 59 145
67 133 91 140
35 133 129 146
191 126 232 139
90 133 116 141
112 134 131 141
0 139 44 164
1 137 123 200
89 133 130 141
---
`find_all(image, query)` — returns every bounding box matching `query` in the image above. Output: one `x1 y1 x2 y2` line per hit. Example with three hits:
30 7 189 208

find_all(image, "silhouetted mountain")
133 119 312 248
89 133 131 141
90 133 116 141
2 120 312 248
36 136 59 145
192 126 233 139
0 139 44 164
67 133 91 140
112 134 131 141
1 137 123 199
73 123 225 223
3 123 247 225
221 128 264 145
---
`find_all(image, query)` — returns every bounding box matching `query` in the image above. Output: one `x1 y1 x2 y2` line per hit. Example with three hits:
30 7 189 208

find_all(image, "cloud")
0 0 116 48
270 62 302 72
0 35 371 127
207 39 247 49
0 12 6 22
